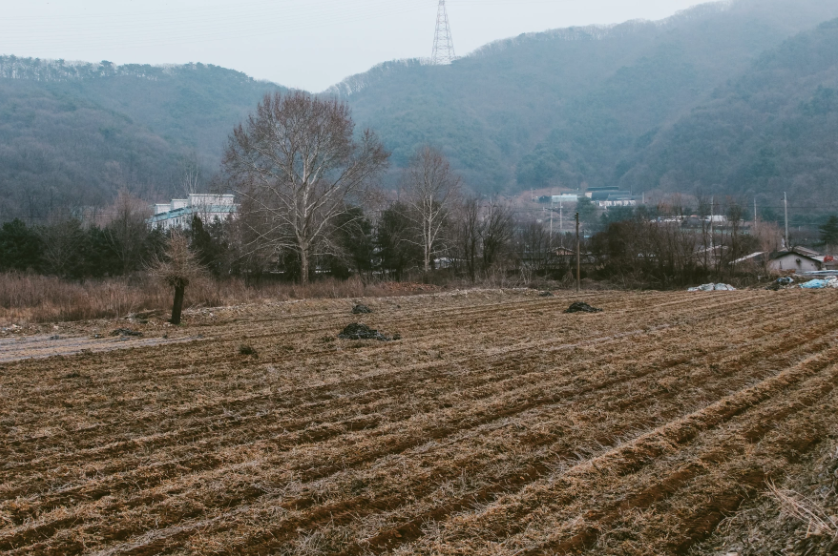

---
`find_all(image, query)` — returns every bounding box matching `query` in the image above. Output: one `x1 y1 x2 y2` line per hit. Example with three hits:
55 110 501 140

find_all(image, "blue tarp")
801 280 829 289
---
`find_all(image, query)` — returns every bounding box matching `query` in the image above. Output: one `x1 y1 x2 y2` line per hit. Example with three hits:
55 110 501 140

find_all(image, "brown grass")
0 272 418 324
1 289 837 555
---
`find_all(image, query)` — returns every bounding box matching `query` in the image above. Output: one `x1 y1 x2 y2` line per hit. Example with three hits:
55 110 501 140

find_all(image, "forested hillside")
4 0 838 222
337 0 838 192
618 18 838 209
0 59 283 221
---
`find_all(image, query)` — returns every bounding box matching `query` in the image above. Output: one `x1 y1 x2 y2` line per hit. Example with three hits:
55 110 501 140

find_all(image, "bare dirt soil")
1 289 837 555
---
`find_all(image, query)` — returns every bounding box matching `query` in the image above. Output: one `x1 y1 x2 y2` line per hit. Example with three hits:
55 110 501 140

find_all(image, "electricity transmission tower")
431 0 457 65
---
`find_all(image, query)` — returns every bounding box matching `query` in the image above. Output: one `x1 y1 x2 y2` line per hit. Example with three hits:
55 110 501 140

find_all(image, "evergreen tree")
819 215 838 248
0 219 42 272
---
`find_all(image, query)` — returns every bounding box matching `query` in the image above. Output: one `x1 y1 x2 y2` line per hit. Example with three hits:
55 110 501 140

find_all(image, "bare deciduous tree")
457 196 481 282
180 151 202 196
402 146 460 273
149 233 204 325
103 190 152 275
456 196 514 282
224 91 389 284
481 201 515 274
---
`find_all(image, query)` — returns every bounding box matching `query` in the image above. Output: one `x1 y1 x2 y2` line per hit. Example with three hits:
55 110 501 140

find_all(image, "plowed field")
1 289 837 555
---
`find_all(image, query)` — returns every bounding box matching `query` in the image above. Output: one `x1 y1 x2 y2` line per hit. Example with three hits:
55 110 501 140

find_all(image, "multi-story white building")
149 194 237 230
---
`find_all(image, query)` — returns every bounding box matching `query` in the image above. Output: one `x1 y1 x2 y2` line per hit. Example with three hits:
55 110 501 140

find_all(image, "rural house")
768 247 824 273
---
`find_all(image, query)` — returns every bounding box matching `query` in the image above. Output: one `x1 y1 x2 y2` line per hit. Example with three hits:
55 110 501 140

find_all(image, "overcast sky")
1 0 707 91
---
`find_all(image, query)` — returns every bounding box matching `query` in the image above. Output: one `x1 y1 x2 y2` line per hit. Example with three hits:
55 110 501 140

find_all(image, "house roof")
770 247 822 262
733 251 766 264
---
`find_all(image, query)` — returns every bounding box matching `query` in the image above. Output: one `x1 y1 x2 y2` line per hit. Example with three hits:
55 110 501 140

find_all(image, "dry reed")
0 272 396 324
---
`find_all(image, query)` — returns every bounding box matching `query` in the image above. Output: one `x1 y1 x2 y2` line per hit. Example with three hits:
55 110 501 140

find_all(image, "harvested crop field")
1 289 837 555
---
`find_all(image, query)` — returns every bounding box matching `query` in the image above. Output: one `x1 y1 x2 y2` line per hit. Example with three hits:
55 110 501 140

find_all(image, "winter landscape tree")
224 91 388 284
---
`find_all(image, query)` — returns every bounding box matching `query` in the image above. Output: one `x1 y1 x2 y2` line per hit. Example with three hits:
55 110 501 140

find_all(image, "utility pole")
431 0 457 65
710 195 715 250
784 192 790 249
754 197 758 233
559 202 563 246
549 197 554 245
576 212 581 292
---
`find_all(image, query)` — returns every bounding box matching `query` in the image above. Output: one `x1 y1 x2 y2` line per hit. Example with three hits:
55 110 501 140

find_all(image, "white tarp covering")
688 283 737 292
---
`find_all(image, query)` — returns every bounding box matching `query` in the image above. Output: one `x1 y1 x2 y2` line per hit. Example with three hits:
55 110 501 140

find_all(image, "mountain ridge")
3 0 838 221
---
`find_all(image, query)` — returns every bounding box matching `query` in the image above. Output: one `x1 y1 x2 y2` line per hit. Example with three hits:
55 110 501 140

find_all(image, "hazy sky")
1 0 706 91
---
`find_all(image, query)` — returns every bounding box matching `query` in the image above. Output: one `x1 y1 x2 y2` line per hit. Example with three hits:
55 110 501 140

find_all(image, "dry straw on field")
2 289 838 555
767 482 838 538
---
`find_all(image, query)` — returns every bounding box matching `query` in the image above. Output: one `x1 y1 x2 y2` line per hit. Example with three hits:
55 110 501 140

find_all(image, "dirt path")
0 333 207 364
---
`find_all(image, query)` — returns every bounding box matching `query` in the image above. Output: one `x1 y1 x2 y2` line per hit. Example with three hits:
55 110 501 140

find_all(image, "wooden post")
171 284 185 325
576 212 581 292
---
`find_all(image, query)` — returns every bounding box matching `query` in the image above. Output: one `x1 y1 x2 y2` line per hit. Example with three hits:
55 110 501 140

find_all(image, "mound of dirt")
352 304 373 314
110 328 143 337
338 323 390 341
564 302 603 314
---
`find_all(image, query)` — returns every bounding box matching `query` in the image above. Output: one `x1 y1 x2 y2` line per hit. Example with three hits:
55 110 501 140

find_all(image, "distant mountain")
619 18 838 210
336 0 838 193
0 59 283 221
4 0 838 222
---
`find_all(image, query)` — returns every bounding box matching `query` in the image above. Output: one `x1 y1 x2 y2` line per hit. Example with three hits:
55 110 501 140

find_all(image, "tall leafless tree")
480 201 515 274
224 91 388 284
457 196 481 282
402 146 460 273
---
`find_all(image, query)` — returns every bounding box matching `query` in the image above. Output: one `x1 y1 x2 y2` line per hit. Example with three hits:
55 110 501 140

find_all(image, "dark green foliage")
329 206 375 279
0 219 42 272
377 202 422 280
0 213 167 280
819 215 838 247
189 215 230 277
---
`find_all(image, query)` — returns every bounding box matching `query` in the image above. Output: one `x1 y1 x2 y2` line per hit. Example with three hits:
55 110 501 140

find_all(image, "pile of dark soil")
352 304 373 314
110 328 143 337
564 302 603 314
338 323 390 341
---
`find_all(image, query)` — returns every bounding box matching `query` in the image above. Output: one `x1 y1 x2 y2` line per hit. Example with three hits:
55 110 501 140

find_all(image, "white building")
150 194 237 230
551 194 580 204
769 247 824 274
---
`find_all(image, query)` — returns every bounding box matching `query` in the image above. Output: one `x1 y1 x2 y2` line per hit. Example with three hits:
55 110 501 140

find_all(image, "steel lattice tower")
431 0 457 65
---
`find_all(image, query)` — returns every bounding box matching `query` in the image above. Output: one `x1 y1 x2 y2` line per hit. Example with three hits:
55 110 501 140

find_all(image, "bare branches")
148 232 205 324
224 91 388 283
401 146 460 273
148 232 205 290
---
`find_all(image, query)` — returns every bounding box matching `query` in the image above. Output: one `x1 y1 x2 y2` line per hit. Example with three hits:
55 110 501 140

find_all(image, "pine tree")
819 215 838 249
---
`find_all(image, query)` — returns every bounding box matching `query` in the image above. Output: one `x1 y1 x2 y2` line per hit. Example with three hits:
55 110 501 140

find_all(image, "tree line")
2 91 833 290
